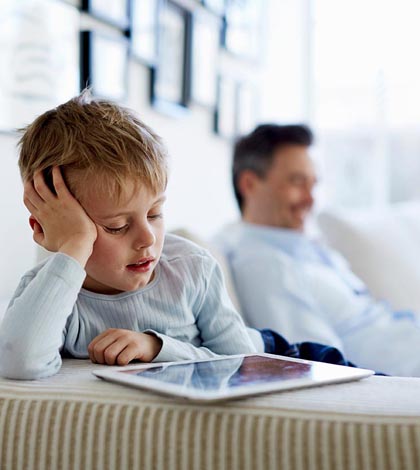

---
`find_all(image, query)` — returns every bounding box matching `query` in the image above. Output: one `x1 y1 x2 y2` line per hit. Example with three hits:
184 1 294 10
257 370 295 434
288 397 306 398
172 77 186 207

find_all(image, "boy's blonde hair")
18 89 168 200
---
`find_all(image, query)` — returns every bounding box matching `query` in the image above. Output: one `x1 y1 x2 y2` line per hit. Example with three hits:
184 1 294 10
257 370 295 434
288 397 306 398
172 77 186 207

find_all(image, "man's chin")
289 217 307 232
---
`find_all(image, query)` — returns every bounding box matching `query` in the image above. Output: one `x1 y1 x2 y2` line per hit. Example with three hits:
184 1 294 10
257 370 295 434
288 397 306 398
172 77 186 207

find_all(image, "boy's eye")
148 213 163 220
104 224 128 234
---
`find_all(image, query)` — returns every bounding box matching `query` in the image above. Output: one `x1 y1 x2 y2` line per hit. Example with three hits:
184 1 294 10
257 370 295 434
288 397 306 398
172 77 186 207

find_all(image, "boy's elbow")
0 343 61 380
0 359 61 380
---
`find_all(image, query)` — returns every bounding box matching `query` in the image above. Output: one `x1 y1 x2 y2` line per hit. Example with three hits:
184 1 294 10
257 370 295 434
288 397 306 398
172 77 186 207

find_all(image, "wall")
0 51 240 300
0 0 311 300
0 131 37 299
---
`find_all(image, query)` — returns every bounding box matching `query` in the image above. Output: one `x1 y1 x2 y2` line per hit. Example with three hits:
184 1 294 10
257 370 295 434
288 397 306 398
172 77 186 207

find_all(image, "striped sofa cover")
1 359 420 470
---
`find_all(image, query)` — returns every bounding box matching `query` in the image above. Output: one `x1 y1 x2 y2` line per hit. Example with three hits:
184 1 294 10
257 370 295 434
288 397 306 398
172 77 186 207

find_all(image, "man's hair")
18 89 168 200
232 123 313 211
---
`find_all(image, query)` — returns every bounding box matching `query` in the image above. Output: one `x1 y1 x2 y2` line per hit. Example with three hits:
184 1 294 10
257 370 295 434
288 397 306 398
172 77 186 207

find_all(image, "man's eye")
104 225 128 234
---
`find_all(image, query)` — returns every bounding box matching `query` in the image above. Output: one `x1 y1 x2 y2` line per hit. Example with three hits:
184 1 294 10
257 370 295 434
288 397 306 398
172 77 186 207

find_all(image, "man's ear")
237 170 260 199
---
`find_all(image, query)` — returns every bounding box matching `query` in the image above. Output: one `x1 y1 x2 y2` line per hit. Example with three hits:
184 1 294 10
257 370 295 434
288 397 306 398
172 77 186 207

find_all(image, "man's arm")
230 251 345 351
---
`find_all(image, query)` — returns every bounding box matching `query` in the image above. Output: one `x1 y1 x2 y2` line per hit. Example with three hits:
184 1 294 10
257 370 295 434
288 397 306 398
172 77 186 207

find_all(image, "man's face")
80 180 166 295
244 145 317 231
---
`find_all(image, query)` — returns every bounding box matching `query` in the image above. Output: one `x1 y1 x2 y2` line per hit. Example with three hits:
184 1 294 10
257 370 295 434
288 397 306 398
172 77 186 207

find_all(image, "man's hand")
88 329 163 365
23 167 97 267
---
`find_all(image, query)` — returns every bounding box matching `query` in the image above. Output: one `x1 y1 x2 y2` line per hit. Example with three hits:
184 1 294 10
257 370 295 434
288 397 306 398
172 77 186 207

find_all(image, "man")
213 124 420 376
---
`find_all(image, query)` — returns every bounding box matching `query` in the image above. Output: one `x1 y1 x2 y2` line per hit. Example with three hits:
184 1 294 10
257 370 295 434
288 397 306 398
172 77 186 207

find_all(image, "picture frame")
201 0 225 16
81 0 129 30
130 0 159 65
0 0 79 132
191 11 221 107
236 81 258 135
214 75 237 139
223 0 262 61
150 0 192 115
80 30 129 101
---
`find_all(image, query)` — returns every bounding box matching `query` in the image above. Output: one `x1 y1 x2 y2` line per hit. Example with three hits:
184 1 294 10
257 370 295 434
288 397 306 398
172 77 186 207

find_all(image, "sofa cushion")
0 299 8 325
317 202 420 312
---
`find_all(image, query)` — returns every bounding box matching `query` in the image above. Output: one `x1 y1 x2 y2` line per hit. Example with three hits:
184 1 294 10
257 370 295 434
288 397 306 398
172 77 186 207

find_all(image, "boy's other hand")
88 329 163 365
23 167 97 267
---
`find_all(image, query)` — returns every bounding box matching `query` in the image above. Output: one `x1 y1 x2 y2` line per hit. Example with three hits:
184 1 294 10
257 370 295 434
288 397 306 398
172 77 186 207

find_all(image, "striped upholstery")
1 360 420 470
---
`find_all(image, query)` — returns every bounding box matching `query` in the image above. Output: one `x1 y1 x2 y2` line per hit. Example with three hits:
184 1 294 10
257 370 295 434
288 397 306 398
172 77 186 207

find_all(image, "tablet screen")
119 355 313 392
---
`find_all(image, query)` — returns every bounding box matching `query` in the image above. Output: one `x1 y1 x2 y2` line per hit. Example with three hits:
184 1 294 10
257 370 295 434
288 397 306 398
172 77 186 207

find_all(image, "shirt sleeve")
230 249 345 352
150 255 257 362
0 253 86 380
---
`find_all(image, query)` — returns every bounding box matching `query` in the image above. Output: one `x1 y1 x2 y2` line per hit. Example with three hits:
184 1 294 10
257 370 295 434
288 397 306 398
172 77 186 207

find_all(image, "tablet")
93 354 374 403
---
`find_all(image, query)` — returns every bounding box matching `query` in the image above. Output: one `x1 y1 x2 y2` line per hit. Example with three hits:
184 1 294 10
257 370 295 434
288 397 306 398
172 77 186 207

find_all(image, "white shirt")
0 234 258 380
213 222 420 376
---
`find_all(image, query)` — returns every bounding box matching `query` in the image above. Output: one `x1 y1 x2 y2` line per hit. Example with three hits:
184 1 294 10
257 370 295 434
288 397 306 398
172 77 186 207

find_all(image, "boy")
0 91 355 380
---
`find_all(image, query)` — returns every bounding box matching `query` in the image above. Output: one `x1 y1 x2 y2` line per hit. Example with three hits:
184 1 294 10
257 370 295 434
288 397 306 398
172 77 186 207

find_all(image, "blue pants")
260 328 358 368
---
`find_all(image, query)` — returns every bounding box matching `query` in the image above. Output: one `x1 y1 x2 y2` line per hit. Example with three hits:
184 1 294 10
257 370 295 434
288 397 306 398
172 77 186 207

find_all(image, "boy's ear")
29 215 43 235
29 215 37 231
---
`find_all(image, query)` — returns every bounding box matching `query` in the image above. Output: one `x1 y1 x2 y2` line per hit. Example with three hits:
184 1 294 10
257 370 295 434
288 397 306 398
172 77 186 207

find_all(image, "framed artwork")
0 0 79 132
201 0 225 16
214 76 237 139
150 0 192 114
236 81 258 135
214 77 259 139
191 11 221 107
80 31 129 101
130 0 159 65
223 0 262 60
81 0 129 30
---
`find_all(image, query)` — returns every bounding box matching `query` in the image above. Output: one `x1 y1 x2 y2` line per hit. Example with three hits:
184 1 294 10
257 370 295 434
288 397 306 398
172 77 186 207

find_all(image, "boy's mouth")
126 257 154 272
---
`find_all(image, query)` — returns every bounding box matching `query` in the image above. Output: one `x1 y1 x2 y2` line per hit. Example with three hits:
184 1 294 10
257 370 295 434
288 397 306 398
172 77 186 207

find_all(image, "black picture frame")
191 10 221 107
80 31 129 101
222 0 262 61
150 0 192 115
81 0 129 30
214 75 238 139
129 0 160 65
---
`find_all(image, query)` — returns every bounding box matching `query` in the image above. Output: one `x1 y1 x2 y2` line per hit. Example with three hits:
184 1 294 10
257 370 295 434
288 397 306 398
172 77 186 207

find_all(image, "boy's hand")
88 329 163 365
23 167 97 267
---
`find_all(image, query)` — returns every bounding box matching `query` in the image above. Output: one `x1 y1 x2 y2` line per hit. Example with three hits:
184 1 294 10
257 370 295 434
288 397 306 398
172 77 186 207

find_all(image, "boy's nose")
133 226 156 250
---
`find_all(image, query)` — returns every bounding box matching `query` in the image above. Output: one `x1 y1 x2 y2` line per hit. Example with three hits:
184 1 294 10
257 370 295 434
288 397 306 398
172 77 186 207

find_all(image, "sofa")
2 205 420 470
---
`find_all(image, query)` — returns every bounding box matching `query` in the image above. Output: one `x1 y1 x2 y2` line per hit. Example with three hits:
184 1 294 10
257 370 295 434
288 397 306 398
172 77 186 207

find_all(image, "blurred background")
1 0 420 297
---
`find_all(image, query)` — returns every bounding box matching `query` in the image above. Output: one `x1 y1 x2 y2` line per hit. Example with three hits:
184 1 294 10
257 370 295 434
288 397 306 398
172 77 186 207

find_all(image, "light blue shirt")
0 234 258 380
213 222 420 376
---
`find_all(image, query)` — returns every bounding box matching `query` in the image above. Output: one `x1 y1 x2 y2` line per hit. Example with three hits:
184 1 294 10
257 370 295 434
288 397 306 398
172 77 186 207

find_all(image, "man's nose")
132 224 156 250
303 185 314 206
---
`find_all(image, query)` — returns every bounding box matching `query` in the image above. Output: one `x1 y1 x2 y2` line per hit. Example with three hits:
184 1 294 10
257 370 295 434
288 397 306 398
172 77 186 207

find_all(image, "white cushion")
0 299 9 325
317 202 420 312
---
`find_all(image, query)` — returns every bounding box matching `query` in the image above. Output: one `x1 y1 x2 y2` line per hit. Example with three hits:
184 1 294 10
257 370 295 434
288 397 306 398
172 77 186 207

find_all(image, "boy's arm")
0 168 96 380
24 168 97 266
150 256 257 362
0 253 86 379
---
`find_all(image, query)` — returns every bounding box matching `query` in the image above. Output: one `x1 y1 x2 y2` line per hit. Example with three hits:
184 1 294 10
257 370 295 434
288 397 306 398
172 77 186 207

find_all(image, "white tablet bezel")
92 353 374 403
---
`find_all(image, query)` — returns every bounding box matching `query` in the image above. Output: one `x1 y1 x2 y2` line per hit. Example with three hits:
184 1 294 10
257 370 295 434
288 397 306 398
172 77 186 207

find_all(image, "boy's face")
80 179 166 295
